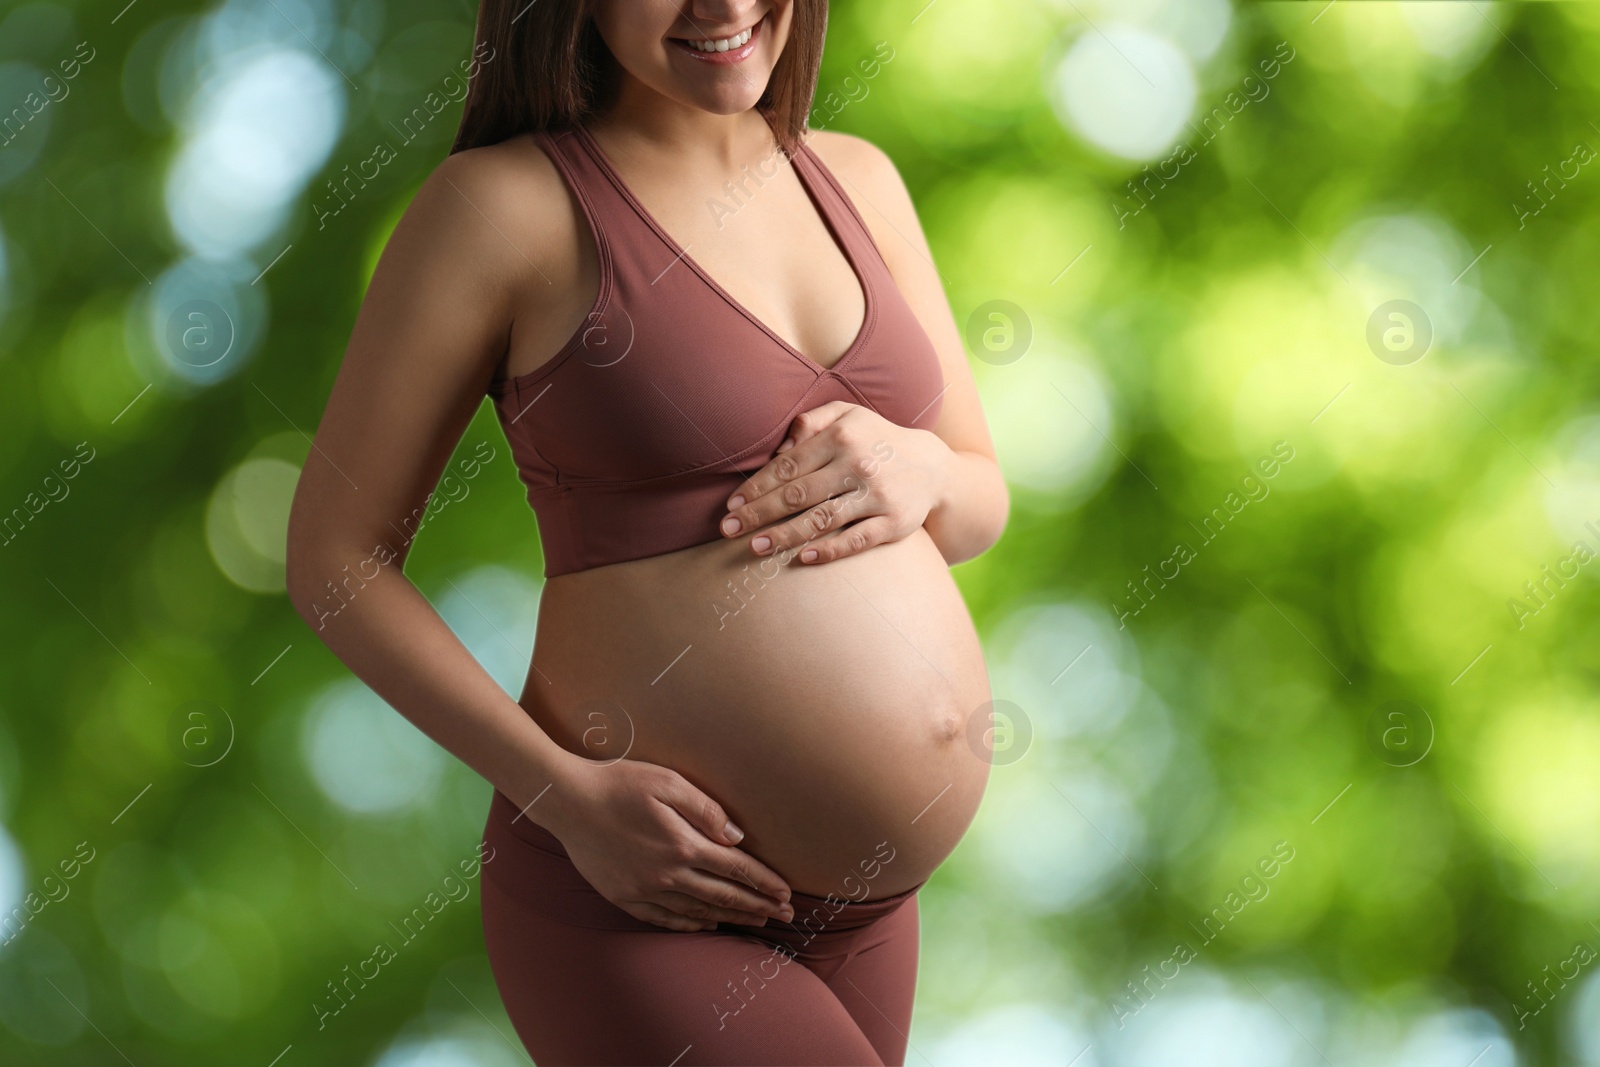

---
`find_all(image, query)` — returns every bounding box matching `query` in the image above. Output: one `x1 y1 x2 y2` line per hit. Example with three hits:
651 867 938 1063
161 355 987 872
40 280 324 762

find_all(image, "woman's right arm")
285 144 791 931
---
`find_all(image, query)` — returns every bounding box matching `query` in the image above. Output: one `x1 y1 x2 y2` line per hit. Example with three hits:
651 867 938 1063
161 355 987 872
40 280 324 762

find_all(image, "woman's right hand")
543 755 795 932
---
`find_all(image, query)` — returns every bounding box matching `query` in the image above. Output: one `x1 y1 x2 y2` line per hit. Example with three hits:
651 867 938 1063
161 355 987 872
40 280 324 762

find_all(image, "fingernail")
776 437 794 453
800 548 818 563
724 820 744 843
728 494 746 509
752 535 771 553
779 904 794 920
721 516 741 535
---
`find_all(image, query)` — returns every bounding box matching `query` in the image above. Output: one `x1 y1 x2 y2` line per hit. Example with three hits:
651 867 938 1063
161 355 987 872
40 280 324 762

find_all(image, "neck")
587 79 772 171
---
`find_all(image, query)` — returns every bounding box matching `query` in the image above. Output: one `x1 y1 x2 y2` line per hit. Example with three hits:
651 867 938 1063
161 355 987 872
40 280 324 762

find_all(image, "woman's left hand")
719 401 951 564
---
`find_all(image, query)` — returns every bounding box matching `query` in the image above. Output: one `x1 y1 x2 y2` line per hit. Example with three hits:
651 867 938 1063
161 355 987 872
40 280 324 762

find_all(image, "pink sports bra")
486 113 947 578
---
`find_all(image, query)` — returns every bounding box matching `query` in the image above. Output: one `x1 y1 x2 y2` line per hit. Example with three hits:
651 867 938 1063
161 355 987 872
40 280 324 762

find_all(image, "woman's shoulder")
414 132 574 243
802 127 888 162
384 131 589 303
801 129 905 196
799 128 927 266
796 129 915 214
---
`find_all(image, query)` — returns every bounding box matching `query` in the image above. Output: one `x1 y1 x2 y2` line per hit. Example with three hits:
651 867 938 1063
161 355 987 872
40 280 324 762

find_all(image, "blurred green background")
2 0 1599 1063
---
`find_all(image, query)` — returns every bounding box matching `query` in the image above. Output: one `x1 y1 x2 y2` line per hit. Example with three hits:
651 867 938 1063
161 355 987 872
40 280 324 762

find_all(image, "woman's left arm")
721 130 1008 566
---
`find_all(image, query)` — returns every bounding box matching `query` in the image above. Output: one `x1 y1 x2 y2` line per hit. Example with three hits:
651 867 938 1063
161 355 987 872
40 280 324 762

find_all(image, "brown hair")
451 1 826 156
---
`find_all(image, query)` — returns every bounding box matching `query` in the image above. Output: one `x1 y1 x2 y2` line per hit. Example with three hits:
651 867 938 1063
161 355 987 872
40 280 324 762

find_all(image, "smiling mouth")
667 14 763 63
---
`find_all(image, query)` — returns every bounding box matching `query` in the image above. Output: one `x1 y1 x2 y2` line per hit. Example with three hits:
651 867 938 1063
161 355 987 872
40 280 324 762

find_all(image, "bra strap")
789 134 890 274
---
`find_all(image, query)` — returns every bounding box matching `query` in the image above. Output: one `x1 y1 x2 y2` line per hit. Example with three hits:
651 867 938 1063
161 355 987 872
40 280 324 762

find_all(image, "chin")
697 93 769 117
649 67 768 116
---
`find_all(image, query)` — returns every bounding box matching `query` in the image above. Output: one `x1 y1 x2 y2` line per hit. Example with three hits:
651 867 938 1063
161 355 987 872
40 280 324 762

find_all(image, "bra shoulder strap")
532 125 614 248
789 135 891 272
535 125 685 289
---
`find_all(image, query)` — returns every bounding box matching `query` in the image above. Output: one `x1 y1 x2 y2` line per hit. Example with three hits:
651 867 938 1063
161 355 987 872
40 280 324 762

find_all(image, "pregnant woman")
286 0 1007 1063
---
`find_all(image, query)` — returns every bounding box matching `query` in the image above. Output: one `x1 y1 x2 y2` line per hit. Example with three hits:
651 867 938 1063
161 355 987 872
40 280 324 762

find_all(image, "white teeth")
688 27 752 53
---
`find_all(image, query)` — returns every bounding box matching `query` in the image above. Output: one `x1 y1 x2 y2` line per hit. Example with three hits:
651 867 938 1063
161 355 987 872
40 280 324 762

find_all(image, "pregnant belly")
518 527 992 900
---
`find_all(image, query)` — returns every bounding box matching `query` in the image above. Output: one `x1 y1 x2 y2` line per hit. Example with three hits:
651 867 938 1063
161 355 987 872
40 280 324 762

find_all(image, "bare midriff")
518 527 992 901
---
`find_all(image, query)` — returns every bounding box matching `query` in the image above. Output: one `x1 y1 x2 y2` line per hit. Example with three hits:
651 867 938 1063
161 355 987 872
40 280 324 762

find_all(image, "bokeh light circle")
205 456 298 594
164 299 235 368
144 255 266 386
301 677 446 815
984 347 1117 505
1049 24 1196 161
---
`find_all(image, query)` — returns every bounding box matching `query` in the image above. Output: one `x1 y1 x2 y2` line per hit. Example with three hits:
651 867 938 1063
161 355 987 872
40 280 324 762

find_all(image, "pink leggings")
480 790 922 1066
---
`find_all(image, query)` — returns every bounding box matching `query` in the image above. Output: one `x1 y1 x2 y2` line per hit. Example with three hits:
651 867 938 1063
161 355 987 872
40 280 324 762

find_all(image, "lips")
667 14 763 65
